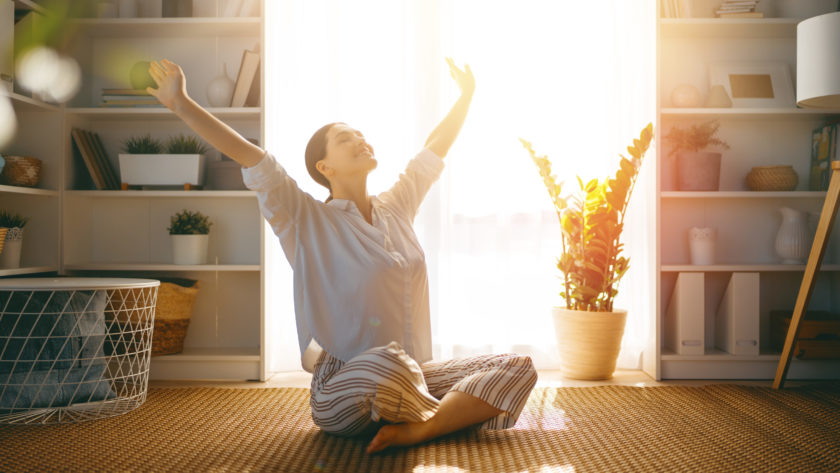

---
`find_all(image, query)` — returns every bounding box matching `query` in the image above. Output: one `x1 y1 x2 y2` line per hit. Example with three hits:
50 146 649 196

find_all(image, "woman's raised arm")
146 59 266 168
423 58 475 159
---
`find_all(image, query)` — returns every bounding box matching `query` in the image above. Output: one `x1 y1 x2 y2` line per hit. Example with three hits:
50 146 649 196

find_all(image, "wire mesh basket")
0 278 159 424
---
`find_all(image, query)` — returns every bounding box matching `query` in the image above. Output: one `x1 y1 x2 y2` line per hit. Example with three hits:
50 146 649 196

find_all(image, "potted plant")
521 123 653 380
0 210 29 269
664 120 730 191
118 133 208 189
168 209 212 265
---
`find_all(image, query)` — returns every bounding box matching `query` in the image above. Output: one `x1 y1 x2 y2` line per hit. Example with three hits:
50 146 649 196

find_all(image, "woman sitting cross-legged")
146 57 538 454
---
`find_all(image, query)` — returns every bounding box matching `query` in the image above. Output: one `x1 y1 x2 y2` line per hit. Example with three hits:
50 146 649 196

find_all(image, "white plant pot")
0 229 23 269
552 307 627 380
171 234 209 265
119 153 206 186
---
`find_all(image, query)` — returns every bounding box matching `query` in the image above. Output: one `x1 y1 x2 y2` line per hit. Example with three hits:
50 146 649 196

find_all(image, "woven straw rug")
1 384 839 472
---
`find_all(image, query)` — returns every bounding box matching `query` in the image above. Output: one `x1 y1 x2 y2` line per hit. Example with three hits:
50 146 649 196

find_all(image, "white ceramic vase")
0 227 23 269
688 226 716 265
775 207 809 264
206 63 234 107
171 234 209 265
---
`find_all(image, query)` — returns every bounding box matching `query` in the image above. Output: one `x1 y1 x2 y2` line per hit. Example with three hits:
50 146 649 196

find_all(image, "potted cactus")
168 209 212 265
0 210 29 269
119 133 208 189
521 123 653 380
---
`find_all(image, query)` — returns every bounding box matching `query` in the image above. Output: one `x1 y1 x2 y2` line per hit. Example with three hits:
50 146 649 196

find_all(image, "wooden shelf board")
7 91 61 112
661 348 782 361
67 17 262 37
66 190 255 198
0 185 59 196
150 346 260 362
64 264 261 271
660 264 840 272
660 108 840 119
661 191 827 198
0 266 58 277
659 18 801 39
65 106 260 120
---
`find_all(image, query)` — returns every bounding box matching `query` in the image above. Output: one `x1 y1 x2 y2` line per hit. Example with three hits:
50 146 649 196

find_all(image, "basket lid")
0 277 160 290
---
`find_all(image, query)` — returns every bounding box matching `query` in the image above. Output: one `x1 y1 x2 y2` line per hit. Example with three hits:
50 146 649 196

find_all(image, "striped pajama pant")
309 341 538 436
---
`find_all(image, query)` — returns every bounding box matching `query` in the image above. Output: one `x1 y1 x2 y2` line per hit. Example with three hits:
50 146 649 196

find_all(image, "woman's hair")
305 122 343 202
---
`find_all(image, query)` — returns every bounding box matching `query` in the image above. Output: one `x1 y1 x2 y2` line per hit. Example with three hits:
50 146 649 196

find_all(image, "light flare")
0 92 15 148
15 46 81 103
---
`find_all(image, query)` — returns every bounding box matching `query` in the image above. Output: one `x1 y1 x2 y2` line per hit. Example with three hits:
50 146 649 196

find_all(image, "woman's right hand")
146 59 189 112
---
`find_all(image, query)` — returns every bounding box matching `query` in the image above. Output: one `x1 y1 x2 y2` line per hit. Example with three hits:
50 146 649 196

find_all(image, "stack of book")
809 121 840 191
717 1 763 18
100 88 161 107
70 128 121 190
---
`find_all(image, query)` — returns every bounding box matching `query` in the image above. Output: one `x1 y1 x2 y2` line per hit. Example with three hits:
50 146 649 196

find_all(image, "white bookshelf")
652 12 840 380
2 1 268 381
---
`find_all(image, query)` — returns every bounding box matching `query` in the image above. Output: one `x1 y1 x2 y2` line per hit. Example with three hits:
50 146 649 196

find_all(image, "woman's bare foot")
365 422 431 454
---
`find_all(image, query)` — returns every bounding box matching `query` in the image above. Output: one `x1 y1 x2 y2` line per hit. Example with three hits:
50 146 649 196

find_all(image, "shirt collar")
326 196 380 211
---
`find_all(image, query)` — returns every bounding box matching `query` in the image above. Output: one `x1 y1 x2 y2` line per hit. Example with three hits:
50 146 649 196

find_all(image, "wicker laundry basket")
151 279 199 356
107 278 199 356
0 156 42 187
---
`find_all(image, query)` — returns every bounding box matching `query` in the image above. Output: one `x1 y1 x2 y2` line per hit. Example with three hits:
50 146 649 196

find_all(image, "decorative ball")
671 84 703 108
129 61 155 90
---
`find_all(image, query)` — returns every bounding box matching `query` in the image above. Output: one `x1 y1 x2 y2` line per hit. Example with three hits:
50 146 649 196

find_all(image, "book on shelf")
231 46 260 107
100 88 160 107
809 123 837 191
718 11 764 18
71 128 105 190
102 88 152 96
100 99 162 106
70 128 120 190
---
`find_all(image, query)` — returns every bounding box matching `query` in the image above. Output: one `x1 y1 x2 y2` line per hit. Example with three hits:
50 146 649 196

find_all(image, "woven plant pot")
552 307 627 380
0 156 42 187
746 165 798 191
0 227 6 256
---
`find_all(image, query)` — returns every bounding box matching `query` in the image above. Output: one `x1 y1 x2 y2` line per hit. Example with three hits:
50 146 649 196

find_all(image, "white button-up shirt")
241 148 445 372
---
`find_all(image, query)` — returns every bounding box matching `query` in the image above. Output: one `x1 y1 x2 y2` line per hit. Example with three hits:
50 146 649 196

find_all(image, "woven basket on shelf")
107 278 199 356
746 165 798 191
0 228 6 255
0 156 42 187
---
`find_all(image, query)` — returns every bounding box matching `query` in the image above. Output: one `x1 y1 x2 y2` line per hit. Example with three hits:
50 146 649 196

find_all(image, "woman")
146 58 537 454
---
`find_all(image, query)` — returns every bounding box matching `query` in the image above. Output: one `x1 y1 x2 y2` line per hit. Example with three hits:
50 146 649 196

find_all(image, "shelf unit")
652 11 840 380
2 1 267 381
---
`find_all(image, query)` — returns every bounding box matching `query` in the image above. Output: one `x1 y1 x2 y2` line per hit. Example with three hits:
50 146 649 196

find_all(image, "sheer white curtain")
264 0 656 372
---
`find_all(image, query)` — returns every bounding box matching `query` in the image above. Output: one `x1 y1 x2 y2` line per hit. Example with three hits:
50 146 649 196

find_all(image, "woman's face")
318 123 377 180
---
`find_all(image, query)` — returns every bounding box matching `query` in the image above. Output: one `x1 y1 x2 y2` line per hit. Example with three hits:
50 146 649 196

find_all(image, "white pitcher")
775 207 809 264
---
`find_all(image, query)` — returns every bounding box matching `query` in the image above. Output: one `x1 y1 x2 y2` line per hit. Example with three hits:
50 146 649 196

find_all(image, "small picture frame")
709 62 795 108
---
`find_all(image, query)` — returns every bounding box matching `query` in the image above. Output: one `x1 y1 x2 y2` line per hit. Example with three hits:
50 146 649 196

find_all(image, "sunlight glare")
0 92 16 148
15 46 81 103
16 46 59 93
44 55 81 102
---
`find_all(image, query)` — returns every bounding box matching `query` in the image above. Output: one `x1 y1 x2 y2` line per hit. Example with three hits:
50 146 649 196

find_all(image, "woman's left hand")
446 57 474 97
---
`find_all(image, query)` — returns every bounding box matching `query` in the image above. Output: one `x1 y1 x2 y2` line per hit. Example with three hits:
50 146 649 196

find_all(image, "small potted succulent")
0 210 30 269
664 120 730 191
168 209 212 265
521 123 653 380
119 132 208 189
